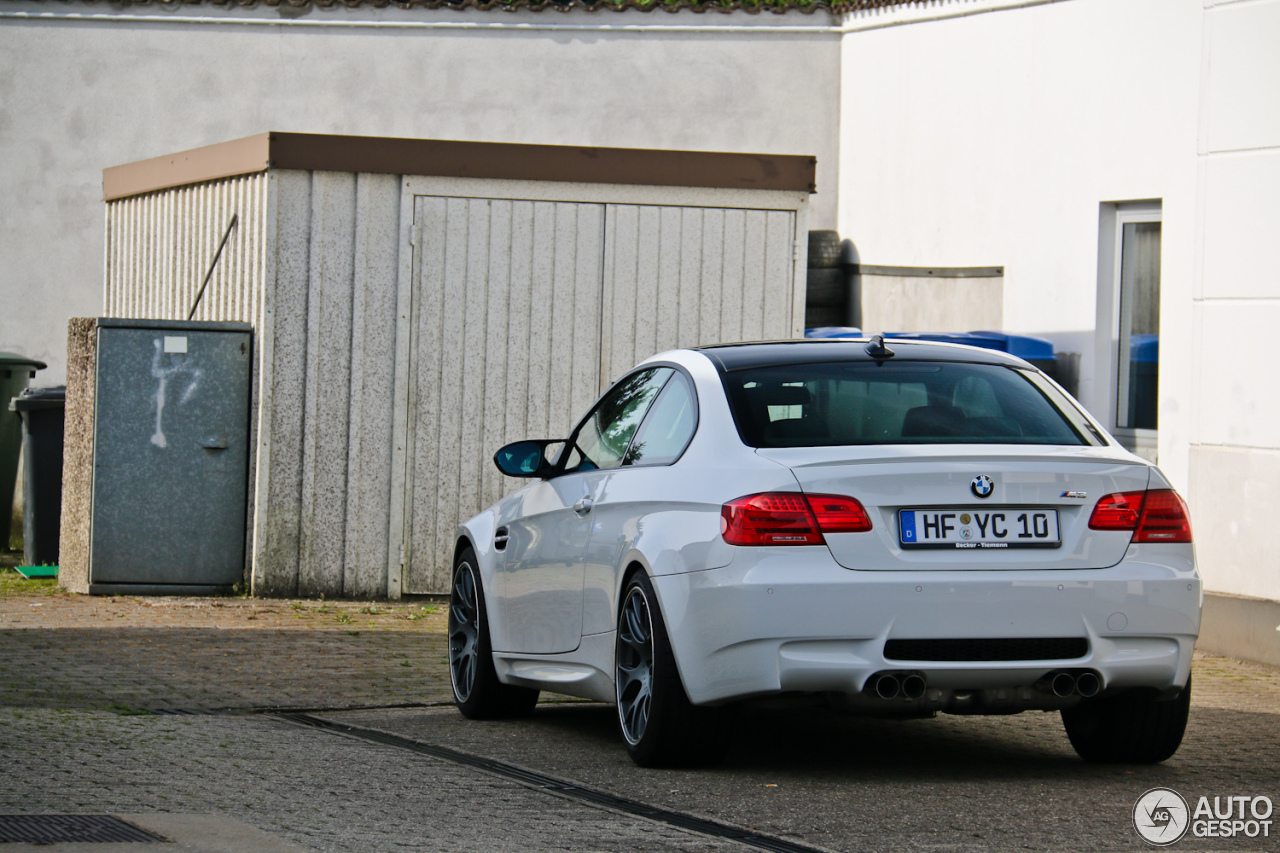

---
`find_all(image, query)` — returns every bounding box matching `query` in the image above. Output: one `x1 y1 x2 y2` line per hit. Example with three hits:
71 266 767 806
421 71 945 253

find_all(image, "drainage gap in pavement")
0 814 169 844
274 712 830 853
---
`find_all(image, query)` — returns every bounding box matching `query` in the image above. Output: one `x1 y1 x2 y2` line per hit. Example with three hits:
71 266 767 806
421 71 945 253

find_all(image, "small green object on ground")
16 565 58 579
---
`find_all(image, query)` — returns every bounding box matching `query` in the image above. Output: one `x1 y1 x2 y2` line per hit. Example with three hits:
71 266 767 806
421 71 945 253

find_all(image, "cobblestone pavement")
0 575 740 852
3 568 1279 852
0 580 453 712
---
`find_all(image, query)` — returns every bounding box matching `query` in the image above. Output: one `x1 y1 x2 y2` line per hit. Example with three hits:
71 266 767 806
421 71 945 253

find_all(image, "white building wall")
838 0 1201 476
837 0 1279 614
1189 0 1280 603
0 2 840 386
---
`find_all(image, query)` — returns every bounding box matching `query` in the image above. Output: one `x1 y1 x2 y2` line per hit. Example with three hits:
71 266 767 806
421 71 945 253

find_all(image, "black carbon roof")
696 339 1028 372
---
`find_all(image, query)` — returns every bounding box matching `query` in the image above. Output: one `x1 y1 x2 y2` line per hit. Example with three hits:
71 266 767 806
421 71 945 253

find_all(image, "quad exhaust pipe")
866 668 1100 704
1050 671 1077 697
1075 671 1101 698
1039 669 1102 698
874 673 900 699
871 671 927 700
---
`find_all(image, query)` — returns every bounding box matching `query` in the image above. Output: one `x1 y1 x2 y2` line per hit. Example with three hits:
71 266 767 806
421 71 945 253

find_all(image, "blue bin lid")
1127 334 1158 364
804 327 864 339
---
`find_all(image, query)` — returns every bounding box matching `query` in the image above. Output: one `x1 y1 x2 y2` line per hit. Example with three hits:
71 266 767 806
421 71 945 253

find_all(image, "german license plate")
899 508 1060 549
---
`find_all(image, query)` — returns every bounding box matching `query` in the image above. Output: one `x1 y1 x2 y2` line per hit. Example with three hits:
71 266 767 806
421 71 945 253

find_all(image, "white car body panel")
491 469 603 654
457 342 1201 715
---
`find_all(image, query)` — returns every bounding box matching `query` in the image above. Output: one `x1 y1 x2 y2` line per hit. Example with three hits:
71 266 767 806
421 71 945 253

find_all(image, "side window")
626 372 697 467
563 368 672 472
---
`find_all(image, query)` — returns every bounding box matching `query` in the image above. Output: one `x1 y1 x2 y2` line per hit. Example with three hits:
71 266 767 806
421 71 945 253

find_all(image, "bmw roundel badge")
971 475 994 499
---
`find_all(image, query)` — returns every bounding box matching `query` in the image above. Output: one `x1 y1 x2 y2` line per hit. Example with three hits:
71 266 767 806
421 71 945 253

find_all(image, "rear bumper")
652 545 1200 706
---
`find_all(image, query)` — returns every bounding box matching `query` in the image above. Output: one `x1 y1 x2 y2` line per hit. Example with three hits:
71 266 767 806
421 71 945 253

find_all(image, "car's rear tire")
615 571 729 767
448 548 539 720
1061 676 1191 763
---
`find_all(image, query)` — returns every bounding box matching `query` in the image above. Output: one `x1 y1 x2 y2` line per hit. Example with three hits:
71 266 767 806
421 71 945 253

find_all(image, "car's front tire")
1060 676 1191 763
448 547 539 719
615 571 729 767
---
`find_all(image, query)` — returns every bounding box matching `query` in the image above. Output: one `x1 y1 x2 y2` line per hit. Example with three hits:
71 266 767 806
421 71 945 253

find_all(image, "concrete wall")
0 2 841 386
859 272 1003 333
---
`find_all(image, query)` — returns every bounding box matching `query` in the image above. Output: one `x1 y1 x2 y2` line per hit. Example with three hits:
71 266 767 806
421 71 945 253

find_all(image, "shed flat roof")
103 132 817 201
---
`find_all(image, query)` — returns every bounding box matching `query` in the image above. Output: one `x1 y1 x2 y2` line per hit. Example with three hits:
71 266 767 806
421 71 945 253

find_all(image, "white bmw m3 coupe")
449 338 1200 767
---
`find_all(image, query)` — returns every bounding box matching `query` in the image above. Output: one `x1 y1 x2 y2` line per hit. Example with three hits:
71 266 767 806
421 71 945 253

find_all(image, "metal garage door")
403 196 605 594
600 204 797 387
403 196 799 594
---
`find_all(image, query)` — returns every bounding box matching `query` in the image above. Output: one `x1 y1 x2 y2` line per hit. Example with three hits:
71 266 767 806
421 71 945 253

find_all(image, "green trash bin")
0 353 47 550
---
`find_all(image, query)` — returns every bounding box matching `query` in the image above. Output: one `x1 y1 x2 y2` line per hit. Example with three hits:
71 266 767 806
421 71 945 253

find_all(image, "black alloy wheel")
448 548 538 719
614 571 730 767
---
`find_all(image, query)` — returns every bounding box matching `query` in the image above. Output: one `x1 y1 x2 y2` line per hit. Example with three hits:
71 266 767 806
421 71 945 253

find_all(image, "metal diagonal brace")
187 213 239 321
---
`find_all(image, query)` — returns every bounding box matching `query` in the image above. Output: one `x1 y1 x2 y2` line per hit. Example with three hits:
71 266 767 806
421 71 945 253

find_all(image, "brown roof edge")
104 132 817 201
103 133 272 202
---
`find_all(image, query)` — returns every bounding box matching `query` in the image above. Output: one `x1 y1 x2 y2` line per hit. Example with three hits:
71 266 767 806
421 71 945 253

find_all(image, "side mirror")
493 440 561 478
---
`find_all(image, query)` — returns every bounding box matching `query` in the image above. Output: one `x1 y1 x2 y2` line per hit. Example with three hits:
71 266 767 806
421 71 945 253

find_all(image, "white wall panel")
1193 300 1280 449
253 170 311 597
404 196 604 594
298 172 357 597
343 173 402 598
1200 0 1280 154
252 170 402 599
1199 150 1280 300
1190 445 1280 601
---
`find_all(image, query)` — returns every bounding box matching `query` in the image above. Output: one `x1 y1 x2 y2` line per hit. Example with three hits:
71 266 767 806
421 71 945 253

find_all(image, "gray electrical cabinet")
86 319 252 595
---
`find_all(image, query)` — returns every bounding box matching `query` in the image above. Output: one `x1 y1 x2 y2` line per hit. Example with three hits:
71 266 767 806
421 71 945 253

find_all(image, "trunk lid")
758 444 1151 571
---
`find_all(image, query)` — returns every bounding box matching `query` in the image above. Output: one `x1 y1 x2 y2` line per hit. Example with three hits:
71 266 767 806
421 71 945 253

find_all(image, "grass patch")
0 564 62 597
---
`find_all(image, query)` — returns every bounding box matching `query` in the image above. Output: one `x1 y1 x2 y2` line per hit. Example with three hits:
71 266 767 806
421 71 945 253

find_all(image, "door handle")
573 497 594 515
494 526 509 551
200 436 228 450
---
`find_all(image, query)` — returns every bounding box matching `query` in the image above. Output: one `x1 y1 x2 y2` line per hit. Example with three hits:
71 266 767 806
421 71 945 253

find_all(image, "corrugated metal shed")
102 132 814 597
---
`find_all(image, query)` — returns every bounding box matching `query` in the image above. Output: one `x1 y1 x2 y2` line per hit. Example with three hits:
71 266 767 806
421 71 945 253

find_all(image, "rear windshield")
721 361 1103 447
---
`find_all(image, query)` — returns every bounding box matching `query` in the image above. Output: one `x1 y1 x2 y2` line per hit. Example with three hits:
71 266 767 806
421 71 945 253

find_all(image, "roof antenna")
866 334 895 360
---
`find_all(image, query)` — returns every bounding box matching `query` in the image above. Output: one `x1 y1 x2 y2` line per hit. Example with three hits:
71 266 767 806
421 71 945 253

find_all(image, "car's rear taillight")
1088 489 1192 543
1088 491 1144 530
1133 490 1193 543
805 494 873 533
721 493 871 546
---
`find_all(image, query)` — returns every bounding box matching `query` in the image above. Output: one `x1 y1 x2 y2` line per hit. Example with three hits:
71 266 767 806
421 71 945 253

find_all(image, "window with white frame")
1096 201 1161 462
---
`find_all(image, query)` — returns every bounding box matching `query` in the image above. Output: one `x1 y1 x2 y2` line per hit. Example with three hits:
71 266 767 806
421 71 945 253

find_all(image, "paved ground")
2 563 1279 852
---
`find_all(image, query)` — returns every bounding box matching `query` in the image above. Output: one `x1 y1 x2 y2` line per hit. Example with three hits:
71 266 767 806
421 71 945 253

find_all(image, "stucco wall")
0 2 841 385
838 0 1201 472
1188 0 1280 602
836 0 1279 606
